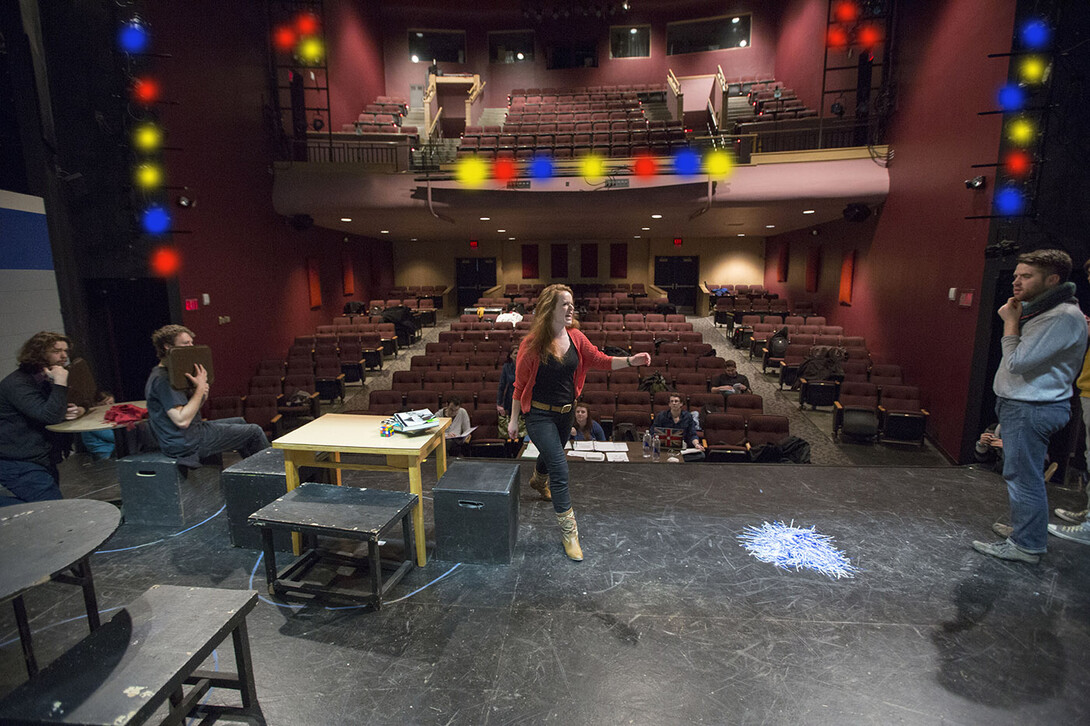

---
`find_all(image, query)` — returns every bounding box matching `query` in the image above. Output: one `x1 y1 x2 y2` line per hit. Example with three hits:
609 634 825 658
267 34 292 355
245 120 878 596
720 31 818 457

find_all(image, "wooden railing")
667 69 684 123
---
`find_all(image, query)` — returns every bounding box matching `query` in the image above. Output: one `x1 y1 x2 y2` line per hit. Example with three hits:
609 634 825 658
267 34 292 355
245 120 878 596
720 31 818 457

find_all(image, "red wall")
765 0 1016 460
773 0 826 111
147 1 393 395
327 1 387 123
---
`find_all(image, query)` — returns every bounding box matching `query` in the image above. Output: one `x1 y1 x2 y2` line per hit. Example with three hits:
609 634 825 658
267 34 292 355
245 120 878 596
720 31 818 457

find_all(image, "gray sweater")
993 301 1087 402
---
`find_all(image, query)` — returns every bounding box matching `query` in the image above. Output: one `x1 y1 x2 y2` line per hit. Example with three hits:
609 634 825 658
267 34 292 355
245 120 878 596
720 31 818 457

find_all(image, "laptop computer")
167 345 215 390
655 426 686 450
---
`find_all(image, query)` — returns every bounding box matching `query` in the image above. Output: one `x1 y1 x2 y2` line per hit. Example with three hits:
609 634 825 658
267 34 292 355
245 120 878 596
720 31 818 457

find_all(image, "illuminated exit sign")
184 298 199 311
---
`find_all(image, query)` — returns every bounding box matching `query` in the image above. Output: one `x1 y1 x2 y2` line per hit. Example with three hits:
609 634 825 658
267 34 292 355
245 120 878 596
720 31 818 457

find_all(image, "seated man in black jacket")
0 332 85 505
652 392 704 451
710 359 751 395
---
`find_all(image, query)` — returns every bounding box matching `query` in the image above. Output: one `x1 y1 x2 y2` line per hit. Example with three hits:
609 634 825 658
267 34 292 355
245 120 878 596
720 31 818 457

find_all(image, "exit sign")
184 298 199 311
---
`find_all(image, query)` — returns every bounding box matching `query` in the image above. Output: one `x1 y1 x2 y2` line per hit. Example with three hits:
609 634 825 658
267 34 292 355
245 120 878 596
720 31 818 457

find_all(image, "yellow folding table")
271 413 449 566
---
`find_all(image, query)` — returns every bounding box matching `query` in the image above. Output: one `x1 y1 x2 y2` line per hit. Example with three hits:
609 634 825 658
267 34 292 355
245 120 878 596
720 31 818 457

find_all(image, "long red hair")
524 283 579 362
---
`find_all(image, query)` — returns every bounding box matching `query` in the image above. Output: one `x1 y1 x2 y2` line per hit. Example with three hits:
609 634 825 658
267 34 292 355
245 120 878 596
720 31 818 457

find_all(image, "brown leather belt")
531 400 573 413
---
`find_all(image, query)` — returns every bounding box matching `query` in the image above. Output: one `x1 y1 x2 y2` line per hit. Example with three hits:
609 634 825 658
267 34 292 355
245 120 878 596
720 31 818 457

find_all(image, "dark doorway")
456 258 497 309
654 255 699 312
83 278 177 402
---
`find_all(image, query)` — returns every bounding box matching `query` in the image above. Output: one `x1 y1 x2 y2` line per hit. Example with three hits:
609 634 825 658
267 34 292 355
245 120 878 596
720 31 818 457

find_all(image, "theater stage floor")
2 455 1088 725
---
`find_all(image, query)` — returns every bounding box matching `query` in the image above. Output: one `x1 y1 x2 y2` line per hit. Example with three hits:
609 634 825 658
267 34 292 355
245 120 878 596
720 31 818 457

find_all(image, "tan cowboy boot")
529 469 552 501
555 507 584 561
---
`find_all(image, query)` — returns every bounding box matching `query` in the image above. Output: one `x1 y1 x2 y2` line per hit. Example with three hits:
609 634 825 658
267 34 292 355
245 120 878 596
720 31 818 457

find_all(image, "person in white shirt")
495 304 523 325
443 395 472 456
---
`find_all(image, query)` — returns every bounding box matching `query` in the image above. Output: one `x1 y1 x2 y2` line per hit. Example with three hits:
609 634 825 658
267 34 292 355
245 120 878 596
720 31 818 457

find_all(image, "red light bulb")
273 26 296 52
494 158 516 184
295 12 320 36
834 1 860 23
827 27 849 48
858 25 882 49
634 155 657 177
1004 150 1032 177
150 247 181 277
132 77 160 105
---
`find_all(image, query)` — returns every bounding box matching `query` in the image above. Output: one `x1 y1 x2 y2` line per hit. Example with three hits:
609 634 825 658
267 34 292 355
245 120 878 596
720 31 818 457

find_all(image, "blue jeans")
525 408 574 514
0 459 62 507
996 397 1072 552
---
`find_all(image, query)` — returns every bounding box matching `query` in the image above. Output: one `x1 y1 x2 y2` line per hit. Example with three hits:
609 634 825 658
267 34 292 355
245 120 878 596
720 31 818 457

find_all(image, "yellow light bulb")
1007 118 1035 145
134 163 162 189
133 123 162 152
704 149 734 179
456 156 487 187
580 154 605 180
298 37 324 64
1019 56 1046 84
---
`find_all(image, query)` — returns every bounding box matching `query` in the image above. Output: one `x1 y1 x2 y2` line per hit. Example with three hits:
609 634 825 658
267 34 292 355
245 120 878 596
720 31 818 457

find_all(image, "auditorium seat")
834 382 879 442
879 386 929 446
703 413 748 462
745 414 790 449
726 393 763 422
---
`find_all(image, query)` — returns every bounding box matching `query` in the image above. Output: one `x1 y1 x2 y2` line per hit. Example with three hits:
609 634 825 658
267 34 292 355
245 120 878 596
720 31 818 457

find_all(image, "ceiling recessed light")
380 230 389 234
641 227 650 230
738 233 745 237
411 238 418 241
765 225 775 229
480 216 490 221
634 235 641 238
651 214 662 219
803 210 815 214
340 217 352 222
739 40 747 47
497 229 506 233
508 237 515 240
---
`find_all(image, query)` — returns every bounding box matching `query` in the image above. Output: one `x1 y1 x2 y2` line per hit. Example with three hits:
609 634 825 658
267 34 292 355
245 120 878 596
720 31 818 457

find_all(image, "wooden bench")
0 585 265 725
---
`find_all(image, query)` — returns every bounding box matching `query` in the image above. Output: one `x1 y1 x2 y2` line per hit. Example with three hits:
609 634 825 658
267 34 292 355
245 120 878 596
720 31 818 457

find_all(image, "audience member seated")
652 391 704 451
710 359 751 396
145 325 269 468
570 402 606 442
495 303 524 325
80 390 117 460
443 395 473 455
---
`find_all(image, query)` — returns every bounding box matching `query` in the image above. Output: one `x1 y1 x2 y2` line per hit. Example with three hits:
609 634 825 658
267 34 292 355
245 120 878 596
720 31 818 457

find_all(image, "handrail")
422 76 436 104
666 70 681 96
468 79 487 104
427 106 443 139
716 64 727 91
706 99 719 133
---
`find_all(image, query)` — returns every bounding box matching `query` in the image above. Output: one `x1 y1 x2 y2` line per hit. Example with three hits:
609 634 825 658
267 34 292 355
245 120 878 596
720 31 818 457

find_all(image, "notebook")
167 345 215 390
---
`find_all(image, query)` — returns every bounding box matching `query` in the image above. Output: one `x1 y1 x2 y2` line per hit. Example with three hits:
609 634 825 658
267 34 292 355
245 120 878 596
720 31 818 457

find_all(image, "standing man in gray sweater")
974 249 1087 564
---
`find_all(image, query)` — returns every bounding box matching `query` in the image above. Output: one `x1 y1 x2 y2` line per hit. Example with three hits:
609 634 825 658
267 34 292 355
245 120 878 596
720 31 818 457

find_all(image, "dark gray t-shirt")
145 366 199 458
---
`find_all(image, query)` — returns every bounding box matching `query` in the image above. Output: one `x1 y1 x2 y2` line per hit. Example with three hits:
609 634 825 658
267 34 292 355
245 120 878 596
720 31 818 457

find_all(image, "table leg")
435 433 448 480
367 539 382 610
73 556 101 631
407 464 427 566
260 529 278 596
283 453 303 554
333 451 343 486
231 619 265 722
12 596 37 677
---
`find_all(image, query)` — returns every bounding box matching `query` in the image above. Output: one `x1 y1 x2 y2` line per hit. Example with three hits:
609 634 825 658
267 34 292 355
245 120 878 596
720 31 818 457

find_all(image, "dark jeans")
192 417 270 460
525 408 574 513
0 458 62 507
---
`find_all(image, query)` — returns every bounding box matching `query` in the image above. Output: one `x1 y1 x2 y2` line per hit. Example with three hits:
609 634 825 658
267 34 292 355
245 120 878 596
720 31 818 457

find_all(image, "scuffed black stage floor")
2 457 1089 725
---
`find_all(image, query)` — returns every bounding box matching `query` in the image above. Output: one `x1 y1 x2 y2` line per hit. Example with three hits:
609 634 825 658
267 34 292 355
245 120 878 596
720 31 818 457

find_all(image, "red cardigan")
513 327 614 413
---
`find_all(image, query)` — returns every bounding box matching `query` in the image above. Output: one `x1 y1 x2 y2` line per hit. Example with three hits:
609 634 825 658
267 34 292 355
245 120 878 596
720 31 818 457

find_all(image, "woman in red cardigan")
507 284 650 560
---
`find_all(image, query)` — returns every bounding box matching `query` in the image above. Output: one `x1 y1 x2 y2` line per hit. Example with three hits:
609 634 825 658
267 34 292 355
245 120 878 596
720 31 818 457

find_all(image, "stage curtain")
307 257 321 309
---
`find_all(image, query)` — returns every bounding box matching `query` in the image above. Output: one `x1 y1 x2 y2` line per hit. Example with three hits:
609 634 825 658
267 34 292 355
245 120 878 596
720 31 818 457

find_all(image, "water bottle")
642 430 652 458
652 434 661 462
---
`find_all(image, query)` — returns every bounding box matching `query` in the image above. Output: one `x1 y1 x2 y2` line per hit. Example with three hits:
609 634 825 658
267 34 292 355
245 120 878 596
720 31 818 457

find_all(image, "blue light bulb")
529 156 553 180
672 149 701 177
118 20 150 54
1020 19 1050 50
142 205 171 235
997 84 1027 112
994 187 1025 216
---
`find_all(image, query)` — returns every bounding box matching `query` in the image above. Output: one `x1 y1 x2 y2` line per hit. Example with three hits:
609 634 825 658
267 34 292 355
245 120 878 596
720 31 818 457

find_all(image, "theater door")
654 255 699 313
456 258 497 310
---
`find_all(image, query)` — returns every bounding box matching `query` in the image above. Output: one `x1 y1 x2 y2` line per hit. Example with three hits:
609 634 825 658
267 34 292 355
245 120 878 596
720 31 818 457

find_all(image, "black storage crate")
433 461 519 564
118 453 185 527
221 447 328 551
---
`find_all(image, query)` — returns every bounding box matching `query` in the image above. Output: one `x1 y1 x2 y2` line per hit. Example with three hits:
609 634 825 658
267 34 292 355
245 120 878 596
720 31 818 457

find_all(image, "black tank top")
531 333 578 406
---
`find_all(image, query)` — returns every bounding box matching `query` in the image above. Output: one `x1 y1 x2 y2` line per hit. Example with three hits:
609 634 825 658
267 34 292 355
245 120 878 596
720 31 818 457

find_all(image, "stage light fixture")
456 156 488 187
142 205 171 235
997 84 1027 112
833 0 860 23
704 149 733 179
831 100 845 117
135 163 163 190
296 12 320 36
494 158 516 183
580 154 605 180
827 27 849 49
1018 56 1047 84
994 187 1025 215
298 37 324 64
118 17 149 54
1020 18 1050 49
273 25 296 53
150 246 181 276
672 148 700 177
132 77 161 105
858 25 882 50
529 156 554 180
964 175 986 190
1006 118 1035 145
1003 150 1032 177
133 123 163 152
633 154 657 177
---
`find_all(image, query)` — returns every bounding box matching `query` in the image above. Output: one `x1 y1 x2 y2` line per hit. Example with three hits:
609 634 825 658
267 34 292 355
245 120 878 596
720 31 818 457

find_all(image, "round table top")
0 499 121 603
45 400 147 433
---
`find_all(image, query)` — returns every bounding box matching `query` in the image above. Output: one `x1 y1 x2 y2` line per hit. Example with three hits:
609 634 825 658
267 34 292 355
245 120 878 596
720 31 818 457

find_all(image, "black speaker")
843 203 872 223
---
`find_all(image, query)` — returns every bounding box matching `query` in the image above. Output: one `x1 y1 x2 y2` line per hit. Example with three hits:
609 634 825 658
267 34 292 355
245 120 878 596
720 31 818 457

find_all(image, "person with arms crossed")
145 325 269 468
507 284 650 561
0 332 84 505
974 250 1086 563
